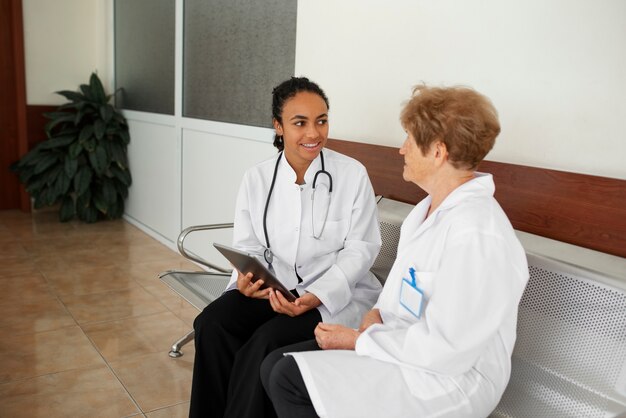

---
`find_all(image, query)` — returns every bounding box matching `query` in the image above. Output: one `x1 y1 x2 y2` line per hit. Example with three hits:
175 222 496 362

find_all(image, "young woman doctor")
189 77 382 418
263 85 530 418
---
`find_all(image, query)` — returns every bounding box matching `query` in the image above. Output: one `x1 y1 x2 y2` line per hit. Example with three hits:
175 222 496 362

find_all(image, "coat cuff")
304 265 351 316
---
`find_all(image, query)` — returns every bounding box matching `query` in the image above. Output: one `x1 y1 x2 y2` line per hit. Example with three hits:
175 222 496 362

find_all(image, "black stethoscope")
262 150 333 266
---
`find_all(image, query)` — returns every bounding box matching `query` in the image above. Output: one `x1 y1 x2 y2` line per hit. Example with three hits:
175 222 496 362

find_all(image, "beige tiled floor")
0 209 201 417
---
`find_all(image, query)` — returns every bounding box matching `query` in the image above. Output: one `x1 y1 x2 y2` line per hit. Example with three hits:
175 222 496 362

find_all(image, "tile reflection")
0 209 201 414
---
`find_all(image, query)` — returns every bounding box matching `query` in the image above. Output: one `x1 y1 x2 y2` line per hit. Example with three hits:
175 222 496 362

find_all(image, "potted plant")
11 72 131 223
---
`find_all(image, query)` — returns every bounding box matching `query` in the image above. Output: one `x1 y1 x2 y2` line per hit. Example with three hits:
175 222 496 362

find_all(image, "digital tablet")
213 243 296 302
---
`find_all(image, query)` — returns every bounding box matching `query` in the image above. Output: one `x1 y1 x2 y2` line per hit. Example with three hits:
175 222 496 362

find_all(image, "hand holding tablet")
213 243 296 302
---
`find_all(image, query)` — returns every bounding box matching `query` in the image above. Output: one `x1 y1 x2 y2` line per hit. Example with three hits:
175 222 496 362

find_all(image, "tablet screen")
213 243 296 302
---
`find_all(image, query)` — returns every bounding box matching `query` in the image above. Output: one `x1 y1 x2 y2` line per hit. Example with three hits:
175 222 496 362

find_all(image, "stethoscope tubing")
263 150 332 266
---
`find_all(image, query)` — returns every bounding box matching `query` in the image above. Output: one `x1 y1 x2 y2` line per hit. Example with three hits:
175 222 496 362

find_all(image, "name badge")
400 267 424 319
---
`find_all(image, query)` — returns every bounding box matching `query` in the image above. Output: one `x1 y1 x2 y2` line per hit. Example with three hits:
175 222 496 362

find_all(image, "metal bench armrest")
177 223 234 273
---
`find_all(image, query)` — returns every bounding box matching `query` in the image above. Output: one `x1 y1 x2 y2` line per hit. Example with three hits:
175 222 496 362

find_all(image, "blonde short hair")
400 85 500 170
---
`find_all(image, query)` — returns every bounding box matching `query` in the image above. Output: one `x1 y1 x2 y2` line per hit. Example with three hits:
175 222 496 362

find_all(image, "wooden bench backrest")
327 138 626 259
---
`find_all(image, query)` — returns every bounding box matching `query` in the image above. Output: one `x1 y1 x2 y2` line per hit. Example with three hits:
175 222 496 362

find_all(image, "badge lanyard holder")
400 267 425 319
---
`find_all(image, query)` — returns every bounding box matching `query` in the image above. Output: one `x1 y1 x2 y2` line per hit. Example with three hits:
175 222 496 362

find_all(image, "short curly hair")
400 85 500 170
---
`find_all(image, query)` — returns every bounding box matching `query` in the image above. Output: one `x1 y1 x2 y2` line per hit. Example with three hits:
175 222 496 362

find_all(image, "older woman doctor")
189 77 382 418
263 85 529 418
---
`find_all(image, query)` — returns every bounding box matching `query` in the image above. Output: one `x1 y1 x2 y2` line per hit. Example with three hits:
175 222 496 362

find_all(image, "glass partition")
114 0 175 115
183 0 297 127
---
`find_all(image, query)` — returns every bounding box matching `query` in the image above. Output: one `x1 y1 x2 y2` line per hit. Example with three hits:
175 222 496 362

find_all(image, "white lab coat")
291 173 529 418
224 148 382 328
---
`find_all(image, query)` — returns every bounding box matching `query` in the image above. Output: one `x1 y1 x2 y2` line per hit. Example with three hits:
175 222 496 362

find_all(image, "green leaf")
74 108 86 125
45 114 75 136
56 90 86 102
56 126 79 136
77 188 91 206
113 112 127 125
38 135 76 150
59 196 75 222
64 157 78 178
76 198 98 222
17 166 36 184
57 102 82 111
69 141 83 159
74 166 92 196
40 186 57 206
94 119 105 140
33 193 45 209
101 179 117 205
110 165 132 186
89 73 106 104
78 125 94 143
100 104 114 122
45 165 63 186
88 144 108 175
54 171 71 196
44 111 75 120
80 84 94 101
84 206 98 223
113 179 129 199
108 199 124 219
83 137 96 152
12 147 41 168
33 154 58 174
93 192 108 213
25 176 47 194
119 129 130 145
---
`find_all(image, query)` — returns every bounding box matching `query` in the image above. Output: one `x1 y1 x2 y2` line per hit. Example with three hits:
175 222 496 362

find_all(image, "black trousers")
189 290 321 418
261 340 320 418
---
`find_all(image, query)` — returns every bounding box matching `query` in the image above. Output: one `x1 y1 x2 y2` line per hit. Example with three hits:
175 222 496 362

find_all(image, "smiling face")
273 91 329 173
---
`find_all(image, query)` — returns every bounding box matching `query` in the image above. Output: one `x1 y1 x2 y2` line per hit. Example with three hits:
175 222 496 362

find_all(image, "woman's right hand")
236 270 271 299
358 309 383 332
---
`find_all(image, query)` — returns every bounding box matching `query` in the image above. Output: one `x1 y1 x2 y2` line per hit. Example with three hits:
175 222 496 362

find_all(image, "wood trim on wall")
326 138 626 259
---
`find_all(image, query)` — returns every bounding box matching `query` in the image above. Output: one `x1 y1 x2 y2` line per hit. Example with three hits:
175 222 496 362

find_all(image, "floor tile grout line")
1 213 198 416
82 330 147 415
16 226 145 414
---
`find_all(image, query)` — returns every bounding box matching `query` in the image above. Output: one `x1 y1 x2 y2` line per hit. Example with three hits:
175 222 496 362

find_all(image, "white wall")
180 127 275 263
296 0 626 180
124 113 180 243
22 0 624 257
22 0 113 105
123 113 276 262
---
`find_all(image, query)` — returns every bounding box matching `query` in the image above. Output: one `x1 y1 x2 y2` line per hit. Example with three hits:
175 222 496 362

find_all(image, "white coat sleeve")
225 172 266 288
304 169 381 316
355 230 524 375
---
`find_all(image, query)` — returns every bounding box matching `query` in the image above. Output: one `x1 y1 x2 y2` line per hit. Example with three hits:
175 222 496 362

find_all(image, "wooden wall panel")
327 138 626 259
26 105 57 148
326 139 426 204
0 0 29 210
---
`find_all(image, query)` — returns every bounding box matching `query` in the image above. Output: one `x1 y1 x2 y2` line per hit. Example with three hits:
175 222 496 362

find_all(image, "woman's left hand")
314 323 359 350
268 289 321 317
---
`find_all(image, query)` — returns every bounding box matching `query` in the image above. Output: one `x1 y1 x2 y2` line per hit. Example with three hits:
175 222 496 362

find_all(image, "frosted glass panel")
115 0 175 115
184 0 297 127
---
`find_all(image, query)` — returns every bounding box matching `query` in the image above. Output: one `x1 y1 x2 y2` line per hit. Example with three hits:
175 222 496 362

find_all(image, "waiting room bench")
160 197 626 417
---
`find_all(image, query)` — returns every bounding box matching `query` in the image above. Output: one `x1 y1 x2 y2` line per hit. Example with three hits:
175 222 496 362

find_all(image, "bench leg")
168 330 195 358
